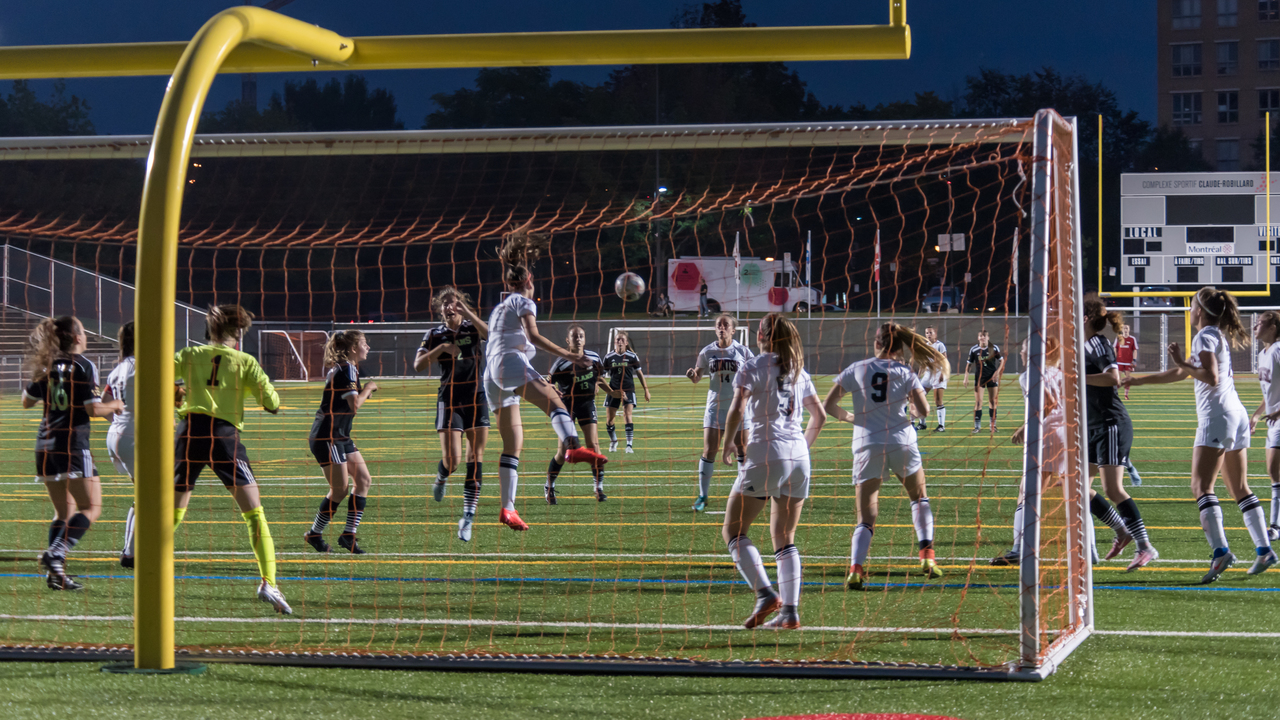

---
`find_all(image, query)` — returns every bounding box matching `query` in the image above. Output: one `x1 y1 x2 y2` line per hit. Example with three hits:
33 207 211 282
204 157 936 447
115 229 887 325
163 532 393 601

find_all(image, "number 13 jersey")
834 357 923 446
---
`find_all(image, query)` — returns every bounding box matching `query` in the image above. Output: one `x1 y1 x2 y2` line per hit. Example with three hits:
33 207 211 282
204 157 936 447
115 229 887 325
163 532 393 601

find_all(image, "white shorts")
1195 411 1251 451
1268 419 1280 449
703 401 731 431
920 371 948 391
107 425 135 478
852 443 923 484
483 353 543 412
731 445 811 499
1041 424 1068 477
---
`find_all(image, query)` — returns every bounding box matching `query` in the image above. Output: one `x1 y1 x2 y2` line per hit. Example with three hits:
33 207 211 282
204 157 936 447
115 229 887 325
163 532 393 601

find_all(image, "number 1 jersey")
834 357 923 446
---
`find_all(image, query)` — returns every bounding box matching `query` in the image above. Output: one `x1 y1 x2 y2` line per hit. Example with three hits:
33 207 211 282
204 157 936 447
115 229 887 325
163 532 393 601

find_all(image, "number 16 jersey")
834 357 923 446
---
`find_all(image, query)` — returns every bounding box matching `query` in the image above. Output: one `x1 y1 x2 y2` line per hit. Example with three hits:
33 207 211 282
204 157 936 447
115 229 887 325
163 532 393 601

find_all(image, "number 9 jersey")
834 357 923 447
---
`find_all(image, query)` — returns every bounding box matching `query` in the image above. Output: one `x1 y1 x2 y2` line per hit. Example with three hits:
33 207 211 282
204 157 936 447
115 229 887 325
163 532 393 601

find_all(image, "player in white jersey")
1127 288 1276 578
1249 310 1280 541
918 326 949 432
481 227 608 535
103 323 137 569
719 313 826 630
685 313 755 512
824 323 950 589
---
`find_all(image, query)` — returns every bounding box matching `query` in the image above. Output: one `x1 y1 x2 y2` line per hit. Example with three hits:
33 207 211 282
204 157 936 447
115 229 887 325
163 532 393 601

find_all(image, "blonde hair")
715 312 738 331
498 224 551 289
1196 287 1249 348
324 329 365 367
759 312 804 384
877 322 949 375
205 304 254 344
26 315 80 380
1022 335 1063 367
431 286 476 317
1083 295 1124 335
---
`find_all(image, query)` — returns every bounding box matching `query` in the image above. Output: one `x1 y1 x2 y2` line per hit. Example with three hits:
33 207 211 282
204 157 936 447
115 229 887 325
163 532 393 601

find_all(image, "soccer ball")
615 272 646 302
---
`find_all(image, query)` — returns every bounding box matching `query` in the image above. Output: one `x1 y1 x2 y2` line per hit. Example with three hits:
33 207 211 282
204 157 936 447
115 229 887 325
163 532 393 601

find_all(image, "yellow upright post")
129 7 352 671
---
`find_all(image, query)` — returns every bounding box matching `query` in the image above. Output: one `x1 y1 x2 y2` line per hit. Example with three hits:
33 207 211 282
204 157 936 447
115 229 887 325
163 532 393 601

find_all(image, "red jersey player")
1114 324 1138 400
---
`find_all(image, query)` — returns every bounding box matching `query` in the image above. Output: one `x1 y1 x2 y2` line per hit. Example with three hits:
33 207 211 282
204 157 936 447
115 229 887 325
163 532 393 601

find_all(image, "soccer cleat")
989 550 1020 567
761 605 801 630
934 425 945 433
691 496 708 512
1126 546 1159 573
432 481 447 502
594 486 608 502
544 483 558 505
499 508 529 531
1103 530 1133 561
256 580 293 615
337 533 367 555
1248 550 1279 576
625 444 635 454
972 425 981 434
742 591 782 629
47 569 83 591
120 554 134 570
38 551 56 573
920 558 944 579
304 532 331 553
609 441 618 452
845 564 868 591
566 446 609 469
1201 551 1237 584
1269 525 1280 542
457 514 474 542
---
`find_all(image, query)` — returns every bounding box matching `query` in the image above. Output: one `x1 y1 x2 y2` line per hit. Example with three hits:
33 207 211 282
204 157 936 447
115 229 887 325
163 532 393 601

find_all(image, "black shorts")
435 395 491 432
35 447 98 479
310 438 359 467
605 390 637 409
1087 421 1132 467
974 374 999 389
568 397 598 426
174 414 257 491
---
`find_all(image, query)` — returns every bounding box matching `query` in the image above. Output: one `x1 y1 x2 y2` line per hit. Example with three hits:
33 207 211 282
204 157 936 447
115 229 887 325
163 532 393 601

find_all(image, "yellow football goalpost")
0 3 912 671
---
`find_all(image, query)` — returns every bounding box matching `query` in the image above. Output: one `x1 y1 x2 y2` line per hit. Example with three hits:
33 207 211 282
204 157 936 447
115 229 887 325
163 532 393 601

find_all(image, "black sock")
625 423 635 446
1115 498 1151 549
47 519 66 548
547 457 564 486
974 410 982 426
344 494 367 535
607 424 617 443
463 462 481 516
436 460 450 483
66 513 91 549
310 496 340 535
989 407 997 423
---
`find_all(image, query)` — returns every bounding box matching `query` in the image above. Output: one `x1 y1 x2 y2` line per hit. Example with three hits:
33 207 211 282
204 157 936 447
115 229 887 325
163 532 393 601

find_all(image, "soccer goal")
0 111 1087 679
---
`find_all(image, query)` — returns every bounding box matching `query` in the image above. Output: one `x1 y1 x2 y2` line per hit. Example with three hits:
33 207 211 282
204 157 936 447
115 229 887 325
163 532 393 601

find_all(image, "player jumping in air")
963 330 1004 434
603 331 651 453
173 305 291 613
546 324 616 503
1250 311 1280 542
415 287 490 541
482 225 608 534
921 326 949 432
825 323 950 589
104 322 137 569
720 313 826 630
304 330 379 555
1127 288 1277 580
22 316 124 590
686 313 754 512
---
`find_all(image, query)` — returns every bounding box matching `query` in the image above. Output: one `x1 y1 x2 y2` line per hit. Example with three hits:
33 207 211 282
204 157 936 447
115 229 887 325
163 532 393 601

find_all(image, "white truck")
667 255 821 314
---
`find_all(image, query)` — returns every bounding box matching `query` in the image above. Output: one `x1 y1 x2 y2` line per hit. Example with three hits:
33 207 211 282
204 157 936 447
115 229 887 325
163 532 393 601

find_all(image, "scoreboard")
1119 172 1278 286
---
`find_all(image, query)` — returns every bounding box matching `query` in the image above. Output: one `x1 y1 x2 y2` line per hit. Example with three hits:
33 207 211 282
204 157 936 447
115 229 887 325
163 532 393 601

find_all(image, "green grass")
1 374 1279 716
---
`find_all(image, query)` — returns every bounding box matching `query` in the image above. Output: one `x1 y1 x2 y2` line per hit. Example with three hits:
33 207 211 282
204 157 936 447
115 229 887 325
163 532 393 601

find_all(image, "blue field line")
2 572 1278 593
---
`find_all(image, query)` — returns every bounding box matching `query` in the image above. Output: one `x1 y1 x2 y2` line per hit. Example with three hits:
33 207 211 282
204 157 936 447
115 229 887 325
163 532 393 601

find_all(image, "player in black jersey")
415 287 490 524
603 332 651 453
545 324 618 503
963 330 1005 433
304 330 379 555
21 316 124 590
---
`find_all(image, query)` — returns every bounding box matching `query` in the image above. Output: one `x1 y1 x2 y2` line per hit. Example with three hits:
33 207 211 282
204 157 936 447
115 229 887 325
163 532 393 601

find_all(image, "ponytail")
877 323 948 375
118 321 135 360
760 312 804 384
26 315 80 380
1259 310 1280 346
1196 287 1249 348
324 329 365 367
498 222 551 290
1083 296 1123 335
205 304 254 344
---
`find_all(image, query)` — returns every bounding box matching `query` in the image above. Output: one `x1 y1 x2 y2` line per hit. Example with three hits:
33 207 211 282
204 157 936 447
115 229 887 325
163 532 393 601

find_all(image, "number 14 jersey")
834 357 923 446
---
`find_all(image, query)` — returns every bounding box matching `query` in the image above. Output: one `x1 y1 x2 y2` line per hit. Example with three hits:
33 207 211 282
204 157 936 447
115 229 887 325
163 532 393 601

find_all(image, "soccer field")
2 374 1279 716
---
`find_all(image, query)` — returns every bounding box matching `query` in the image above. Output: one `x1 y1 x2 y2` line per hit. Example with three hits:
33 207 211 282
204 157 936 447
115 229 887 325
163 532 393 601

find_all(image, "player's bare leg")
694 427 722 512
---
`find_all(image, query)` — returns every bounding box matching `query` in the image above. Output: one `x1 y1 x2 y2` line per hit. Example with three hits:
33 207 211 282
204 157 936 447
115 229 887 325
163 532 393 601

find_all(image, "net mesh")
0 115 1087 673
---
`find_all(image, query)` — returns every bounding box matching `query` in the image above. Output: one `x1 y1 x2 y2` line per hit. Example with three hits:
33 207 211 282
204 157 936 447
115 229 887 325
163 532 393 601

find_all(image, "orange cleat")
499 508 529 531
566 446 609 469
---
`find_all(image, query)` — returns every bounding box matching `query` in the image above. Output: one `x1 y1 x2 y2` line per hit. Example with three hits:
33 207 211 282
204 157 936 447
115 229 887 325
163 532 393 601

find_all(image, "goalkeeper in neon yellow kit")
173 304 291 614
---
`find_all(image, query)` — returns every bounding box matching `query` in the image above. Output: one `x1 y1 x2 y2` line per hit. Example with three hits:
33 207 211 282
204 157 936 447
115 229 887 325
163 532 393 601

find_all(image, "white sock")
123 504 136 558
550 408 578 444
774 544 802 606
1086 510 1098 561
1198 494 1229 551
499 454 520 512
1271 484 1280 528
698 457 715 497
850 523 874 567
1238 494 1272 550
936 406 947 427
910 497 934 548
727 535 771 591
1011 503 1025 553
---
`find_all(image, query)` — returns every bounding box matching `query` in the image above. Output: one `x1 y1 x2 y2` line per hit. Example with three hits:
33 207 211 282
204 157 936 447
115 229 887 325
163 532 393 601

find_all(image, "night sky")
1 0 1156 135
